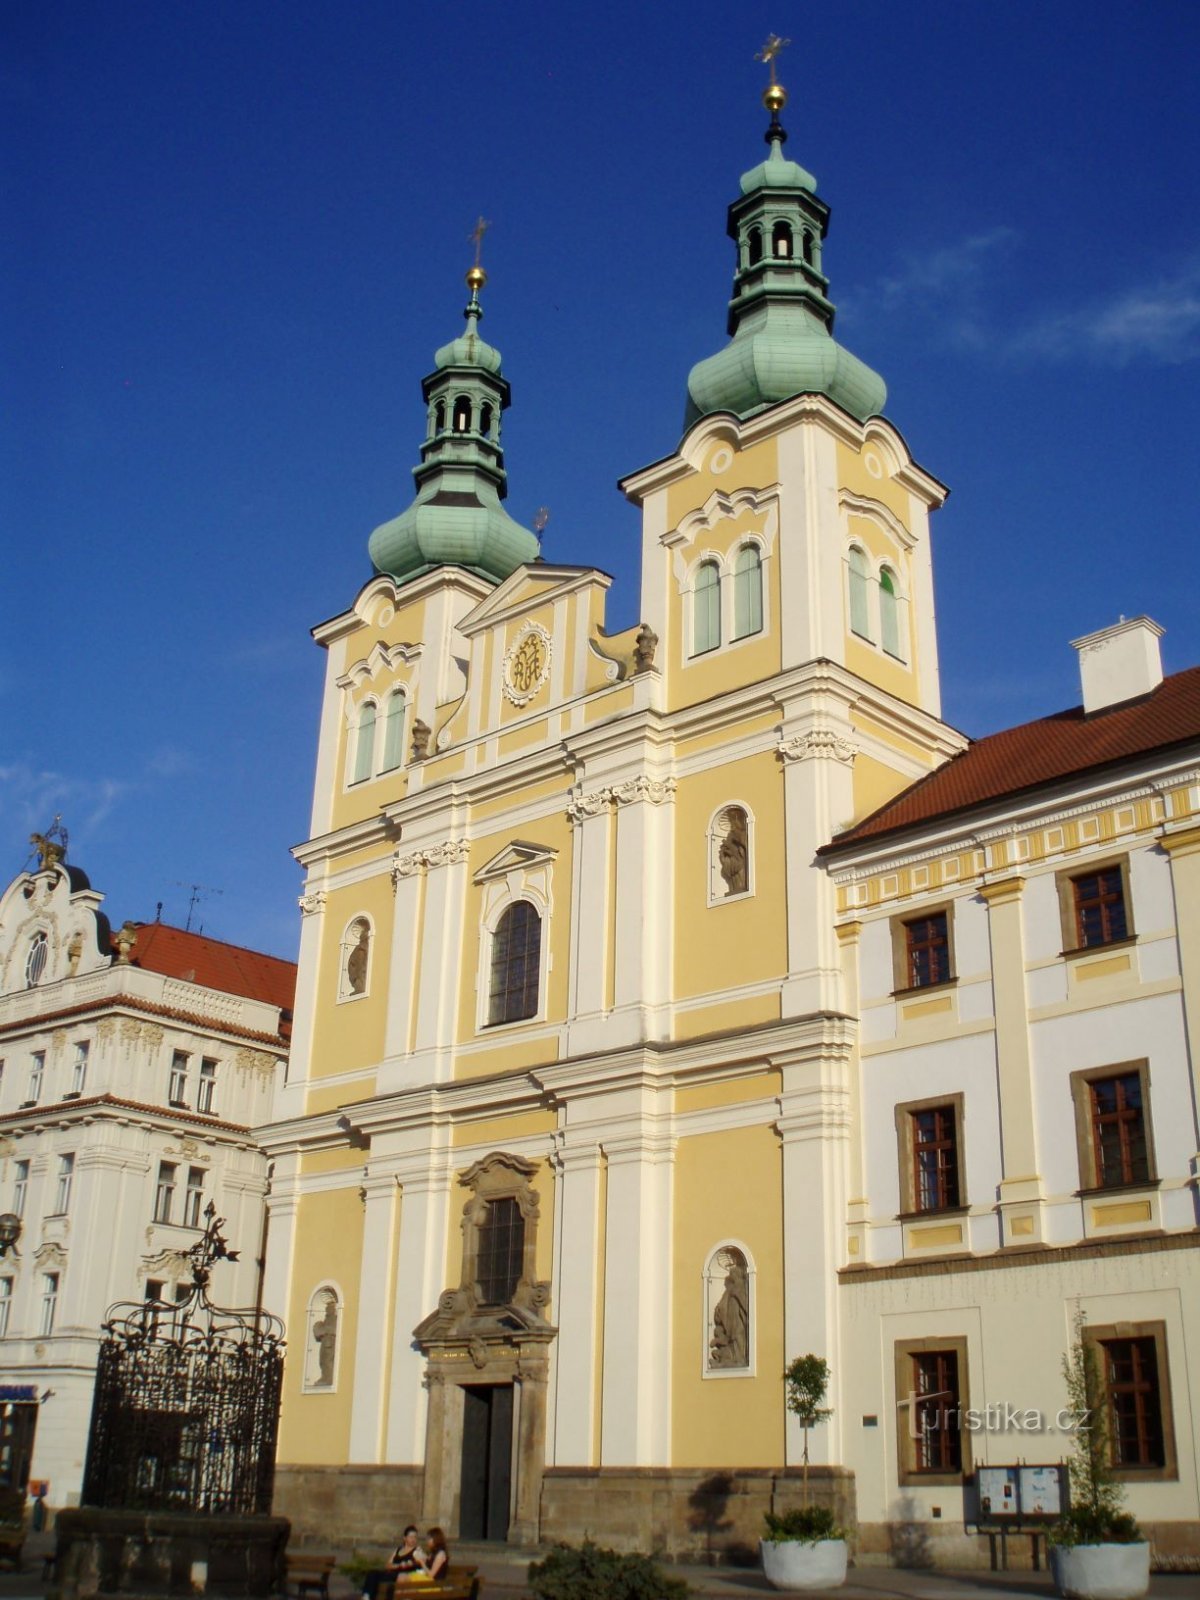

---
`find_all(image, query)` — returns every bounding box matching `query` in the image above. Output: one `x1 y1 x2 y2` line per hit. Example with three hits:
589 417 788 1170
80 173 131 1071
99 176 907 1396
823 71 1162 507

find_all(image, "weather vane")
467 216 491 294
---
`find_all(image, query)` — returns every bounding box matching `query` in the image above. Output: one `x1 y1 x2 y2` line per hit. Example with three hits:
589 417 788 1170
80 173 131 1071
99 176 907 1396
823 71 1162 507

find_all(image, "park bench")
379 1567 480 1600
284 1552 337 1600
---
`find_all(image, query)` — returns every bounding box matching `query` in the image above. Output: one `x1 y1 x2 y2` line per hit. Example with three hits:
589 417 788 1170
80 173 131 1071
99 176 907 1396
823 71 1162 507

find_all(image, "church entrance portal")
458 1384 513 1541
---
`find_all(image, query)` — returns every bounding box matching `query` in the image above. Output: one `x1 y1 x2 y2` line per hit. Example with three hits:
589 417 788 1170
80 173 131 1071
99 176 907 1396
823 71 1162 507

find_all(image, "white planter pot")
760 1537 848 1591
1049 1542 1150 1600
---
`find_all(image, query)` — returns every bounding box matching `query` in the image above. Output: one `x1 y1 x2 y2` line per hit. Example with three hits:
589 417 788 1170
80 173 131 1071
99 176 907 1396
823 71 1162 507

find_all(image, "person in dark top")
360 1527 421 1599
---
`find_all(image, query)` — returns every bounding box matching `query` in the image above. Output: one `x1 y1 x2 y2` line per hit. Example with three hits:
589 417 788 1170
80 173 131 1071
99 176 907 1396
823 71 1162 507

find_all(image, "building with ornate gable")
0 841 294 1513
262 71 1200 1566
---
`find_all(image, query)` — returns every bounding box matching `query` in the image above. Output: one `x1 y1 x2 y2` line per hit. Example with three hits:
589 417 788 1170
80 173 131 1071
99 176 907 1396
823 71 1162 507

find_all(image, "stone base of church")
538 1466 856 1562
272 1465 425 1549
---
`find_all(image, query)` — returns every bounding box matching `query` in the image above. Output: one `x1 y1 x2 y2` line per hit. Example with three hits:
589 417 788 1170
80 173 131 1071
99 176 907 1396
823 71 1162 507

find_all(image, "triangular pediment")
473 839 558 884
458 562 611 637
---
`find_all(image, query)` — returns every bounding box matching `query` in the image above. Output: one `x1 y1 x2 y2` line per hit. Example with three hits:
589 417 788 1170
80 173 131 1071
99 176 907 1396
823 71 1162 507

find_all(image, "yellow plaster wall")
454 1035 561 1082
674 1067 782 1115
671 1123 785 1466
277 1184 368 1462
673 755 787 1000
498 718 548 756
852 753 917 828
303 1080 376 1116
309 875 394 1075
835 440 911 523
673 992 780 1043
451 1109 558 1149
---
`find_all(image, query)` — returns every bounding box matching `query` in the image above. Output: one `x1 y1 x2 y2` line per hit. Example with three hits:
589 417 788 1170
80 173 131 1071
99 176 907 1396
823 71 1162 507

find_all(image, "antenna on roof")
174 881 224 933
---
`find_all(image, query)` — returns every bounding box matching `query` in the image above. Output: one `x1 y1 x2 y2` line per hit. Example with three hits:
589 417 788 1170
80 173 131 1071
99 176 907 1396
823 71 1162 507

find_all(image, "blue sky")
3 2 1197 961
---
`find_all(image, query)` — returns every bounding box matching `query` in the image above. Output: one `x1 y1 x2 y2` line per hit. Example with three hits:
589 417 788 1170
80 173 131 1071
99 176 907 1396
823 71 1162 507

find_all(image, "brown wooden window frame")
895 1092 967 1218
1056 856 1135 956
891 903 956 996
1069 1060 1156 1193
894 1335 971 1485
1084 1320 1177 1482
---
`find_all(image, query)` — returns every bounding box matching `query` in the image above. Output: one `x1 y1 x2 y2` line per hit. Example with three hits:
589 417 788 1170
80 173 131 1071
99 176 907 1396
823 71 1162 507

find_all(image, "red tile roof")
122 922 296 1013
824 665 1200 854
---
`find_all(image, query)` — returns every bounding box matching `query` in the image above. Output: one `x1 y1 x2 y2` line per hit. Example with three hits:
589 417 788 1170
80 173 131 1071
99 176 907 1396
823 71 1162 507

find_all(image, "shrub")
762 1506 845 1544
527 1540 690 1599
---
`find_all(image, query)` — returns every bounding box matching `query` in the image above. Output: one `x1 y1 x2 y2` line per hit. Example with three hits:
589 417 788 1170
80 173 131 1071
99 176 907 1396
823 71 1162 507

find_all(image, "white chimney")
1071 616 1164 714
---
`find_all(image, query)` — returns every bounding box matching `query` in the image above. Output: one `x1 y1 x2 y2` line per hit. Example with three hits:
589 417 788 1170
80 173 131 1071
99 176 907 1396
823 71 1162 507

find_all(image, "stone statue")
346 923 369 995
633 623 658 674
718 810 749 896
66 930 84 975
709 1251 750 1369
312 1290 338 1385
30 832 65 872
410 719 432 761
114 921 139 965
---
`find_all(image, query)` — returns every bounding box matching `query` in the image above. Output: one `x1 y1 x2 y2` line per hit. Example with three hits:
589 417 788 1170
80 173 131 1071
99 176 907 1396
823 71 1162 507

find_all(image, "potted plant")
760 1354 848 1592
1048 1313 1149 1600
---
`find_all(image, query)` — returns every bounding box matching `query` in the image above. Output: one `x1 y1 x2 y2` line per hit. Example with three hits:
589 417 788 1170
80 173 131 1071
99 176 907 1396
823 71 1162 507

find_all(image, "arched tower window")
732 544 763 640
452 395 472 433
25 931 49 988
880 567 902 659
802 230 815 266
848 547 872 641
692 561 721 656
488 901 542 1025
434 398 446 433
772 220 793 258
381 689 407 772
352 701 376 783
479 401 494 438
747 226 763 267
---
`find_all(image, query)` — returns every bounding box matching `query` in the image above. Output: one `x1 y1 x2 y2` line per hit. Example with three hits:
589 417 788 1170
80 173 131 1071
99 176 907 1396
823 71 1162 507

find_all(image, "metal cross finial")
756 33 791 83
469 215 491 269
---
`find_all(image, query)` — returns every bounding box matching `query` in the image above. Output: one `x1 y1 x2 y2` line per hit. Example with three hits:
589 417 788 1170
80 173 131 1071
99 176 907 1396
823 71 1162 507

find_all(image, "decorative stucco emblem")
502 623 552 707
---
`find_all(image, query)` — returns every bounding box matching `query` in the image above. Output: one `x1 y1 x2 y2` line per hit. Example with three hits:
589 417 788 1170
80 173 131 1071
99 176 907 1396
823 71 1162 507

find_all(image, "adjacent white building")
0 846 294 1513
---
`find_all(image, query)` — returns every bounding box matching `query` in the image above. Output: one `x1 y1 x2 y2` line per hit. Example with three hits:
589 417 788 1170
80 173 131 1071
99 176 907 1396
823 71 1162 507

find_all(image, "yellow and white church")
261 70 1200 1566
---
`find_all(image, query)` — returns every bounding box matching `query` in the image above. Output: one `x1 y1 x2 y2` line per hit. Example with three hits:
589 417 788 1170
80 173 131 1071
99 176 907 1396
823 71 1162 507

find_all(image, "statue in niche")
312 1289 338 1385
410 719 432 762
345 922 369 995
717 809 749 896
66 930 84 975
633 623 658 674
709 1249 749 1369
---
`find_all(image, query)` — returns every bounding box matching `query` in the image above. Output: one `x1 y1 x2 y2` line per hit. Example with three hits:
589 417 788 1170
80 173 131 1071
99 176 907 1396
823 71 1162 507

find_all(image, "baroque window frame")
473 843 555 1035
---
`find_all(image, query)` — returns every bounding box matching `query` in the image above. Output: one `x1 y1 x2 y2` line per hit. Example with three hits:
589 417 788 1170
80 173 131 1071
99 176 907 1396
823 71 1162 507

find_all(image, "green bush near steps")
527 1539 690 1599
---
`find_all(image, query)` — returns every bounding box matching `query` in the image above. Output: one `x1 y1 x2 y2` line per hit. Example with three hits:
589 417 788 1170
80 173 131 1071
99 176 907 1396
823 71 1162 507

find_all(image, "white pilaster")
566 799 611 1026
611 779 675 1036
412 852 469 1068
348 1172 401 1461
383 865 423 1061
778 724 856 1017
260 1153 300 1324
384 1149 454 1464
547 1142 604 1466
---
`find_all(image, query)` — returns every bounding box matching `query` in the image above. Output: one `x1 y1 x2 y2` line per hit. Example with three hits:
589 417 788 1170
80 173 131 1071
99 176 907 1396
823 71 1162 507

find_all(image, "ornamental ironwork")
81 1204 285 1515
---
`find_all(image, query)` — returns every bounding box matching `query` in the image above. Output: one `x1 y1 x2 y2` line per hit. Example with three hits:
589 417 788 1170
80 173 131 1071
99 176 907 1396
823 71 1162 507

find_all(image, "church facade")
263 75 1200 1565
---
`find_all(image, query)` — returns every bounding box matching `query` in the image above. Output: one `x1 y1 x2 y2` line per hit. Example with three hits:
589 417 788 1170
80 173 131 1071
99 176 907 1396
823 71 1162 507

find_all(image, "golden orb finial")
465 264 487 293
762 81 788 114
755 33 791 118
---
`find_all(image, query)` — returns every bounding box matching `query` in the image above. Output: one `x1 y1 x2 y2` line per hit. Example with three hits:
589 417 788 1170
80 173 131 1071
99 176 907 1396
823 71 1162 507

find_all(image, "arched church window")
352 700 376 784
848 547 872 641
341 917 371 999
306 1285 341 1389
479 401 494 438
879 567 902 659
732 544 763 640
711 806 751 901
705 1243 754 1374
692 560 721 656
26 931 49 988
488 901 542 1025
434 398 446 433
772 220 793 258
452 395 472 433
747 226 763 267
381 689 407 772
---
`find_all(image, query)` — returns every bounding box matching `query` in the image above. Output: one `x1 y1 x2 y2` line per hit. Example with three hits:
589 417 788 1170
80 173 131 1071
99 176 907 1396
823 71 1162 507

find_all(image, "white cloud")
875 227 1019 307
1014 267 1200 365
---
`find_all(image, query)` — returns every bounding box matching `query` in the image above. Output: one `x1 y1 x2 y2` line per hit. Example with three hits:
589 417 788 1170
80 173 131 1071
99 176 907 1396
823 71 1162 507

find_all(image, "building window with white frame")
380 689 407 772
487 902 542 1025
847 546 872 640
53 1153 75 1215
0 1277 12 1337
351 700 377 784
154 1161 177 1225
28 1051 45 1104
879 566 902 658
168 1050 189 1105
13 1160 29 1218
732 544 763 640
183 1167 205 1229
70 1040 89 1095
40 1272 59 1336
197 1057 217 1114
25 931 49 988
691 560 721 656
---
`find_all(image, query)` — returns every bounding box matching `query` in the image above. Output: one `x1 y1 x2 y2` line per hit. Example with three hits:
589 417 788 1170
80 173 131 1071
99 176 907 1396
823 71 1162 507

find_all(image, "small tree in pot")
1048 1312 1149 1600
760 1355 848 1592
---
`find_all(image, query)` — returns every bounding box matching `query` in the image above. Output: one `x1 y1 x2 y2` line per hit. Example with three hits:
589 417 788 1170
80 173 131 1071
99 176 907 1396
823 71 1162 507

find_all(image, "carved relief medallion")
502 623 552 707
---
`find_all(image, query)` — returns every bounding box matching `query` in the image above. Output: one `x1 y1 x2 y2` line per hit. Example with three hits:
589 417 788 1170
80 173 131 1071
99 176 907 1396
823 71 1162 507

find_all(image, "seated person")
360 1527 422 1600
397 1529 448 1586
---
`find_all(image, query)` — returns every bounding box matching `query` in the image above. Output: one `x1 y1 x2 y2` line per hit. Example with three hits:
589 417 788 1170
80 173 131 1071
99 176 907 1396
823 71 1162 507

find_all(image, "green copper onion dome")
684 79 886 431
368 265 540 586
